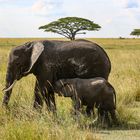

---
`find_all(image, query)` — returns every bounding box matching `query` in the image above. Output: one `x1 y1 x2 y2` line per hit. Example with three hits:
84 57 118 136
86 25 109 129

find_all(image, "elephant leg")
86 106 92 117
109 110 119 125
48 92 56 112
92 104 95 116
33 80 44 109
2 90 12 107
104 111 111 127
43 81 56 112
97 107 104 123
98 107 107 125
33 78 51 111
40 85 50 111
72 96 81 115
98 108 111 127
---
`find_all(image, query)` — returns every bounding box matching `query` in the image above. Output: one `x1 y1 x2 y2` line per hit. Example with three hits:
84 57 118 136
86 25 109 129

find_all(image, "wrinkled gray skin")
55 77 118 126
3 39 111 111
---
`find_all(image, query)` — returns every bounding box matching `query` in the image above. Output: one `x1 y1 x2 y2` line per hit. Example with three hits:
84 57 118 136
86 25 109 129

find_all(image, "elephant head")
55 80 75 97
3 41 44 105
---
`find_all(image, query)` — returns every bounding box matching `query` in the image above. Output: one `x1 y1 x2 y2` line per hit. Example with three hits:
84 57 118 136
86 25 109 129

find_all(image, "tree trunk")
71 33 75 40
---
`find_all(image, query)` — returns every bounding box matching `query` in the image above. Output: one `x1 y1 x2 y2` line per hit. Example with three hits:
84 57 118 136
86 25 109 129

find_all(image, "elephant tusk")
23 71 29 76
3 80 17 92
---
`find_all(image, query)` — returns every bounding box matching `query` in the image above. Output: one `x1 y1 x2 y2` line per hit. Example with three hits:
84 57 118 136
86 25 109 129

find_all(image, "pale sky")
0 0 140 38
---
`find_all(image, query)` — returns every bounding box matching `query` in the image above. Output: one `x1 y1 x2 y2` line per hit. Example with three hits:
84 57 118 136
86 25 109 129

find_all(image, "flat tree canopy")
39 17 101 40
130 29 140 37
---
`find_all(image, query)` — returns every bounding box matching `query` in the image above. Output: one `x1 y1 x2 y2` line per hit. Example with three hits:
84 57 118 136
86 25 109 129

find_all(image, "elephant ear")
25 42 44 74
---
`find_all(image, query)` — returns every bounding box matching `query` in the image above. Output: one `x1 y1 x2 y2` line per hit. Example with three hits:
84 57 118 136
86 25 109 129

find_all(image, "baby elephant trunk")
55 80 74 97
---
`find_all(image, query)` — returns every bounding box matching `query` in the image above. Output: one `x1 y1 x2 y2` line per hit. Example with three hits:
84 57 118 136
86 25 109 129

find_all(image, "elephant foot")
95 114 111 128
49 105 57 115
2 97 10 107
112 119 120 127
33 101 43 108
2 103 10 111
109 110 120 127
89 117 104 129
33 102 43 113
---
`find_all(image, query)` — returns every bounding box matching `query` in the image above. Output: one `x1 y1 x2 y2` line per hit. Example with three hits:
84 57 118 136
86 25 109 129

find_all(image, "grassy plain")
0 38 140 140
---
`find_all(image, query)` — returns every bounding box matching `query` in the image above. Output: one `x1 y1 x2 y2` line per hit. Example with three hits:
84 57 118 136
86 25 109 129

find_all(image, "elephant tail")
107 82 116 109
113 88 116 109
111 84 116 109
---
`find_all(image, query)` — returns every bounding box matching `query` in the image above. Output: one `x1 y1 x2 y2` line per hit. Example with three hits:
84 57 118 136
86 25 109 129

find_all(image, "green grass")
0 38 140 140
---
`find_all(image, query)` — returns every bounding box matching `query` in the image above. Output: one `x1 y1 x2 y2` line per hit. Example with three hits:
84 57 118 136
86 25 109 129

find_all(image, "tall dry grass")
0 38 140 139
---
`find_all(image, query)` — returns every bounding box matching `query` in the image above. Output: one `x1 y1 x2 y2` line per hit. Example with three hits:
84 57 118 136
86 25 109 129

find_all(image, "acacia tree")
39 17 101 40
130 29 140 37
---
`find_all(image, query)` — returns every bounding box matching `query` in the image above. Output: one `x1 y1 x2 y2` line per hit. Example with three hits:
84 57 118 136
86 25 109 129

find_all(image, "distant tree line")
130 29 140 38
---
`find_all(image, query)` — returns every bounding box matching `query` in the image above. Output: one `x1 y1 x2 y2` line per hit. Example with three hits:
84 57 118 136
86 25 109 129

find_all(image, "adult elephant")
2 39 111 110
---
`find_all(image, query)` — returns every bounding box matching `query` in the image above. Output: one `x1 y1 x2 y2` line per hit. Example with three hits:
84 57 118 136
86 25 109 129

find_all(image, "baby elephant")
55 77 118 126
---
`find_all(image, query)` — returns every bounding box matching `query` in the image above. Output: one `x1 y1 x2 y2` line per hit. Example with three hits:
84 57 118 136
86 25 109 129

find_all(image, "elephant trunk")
2 69 16 106
3 80 17 92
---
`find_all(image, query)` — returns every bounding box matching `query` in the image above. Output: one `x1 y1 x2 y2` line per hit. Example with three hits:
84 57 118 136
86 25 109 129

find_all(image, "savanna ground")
0 38 140 140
